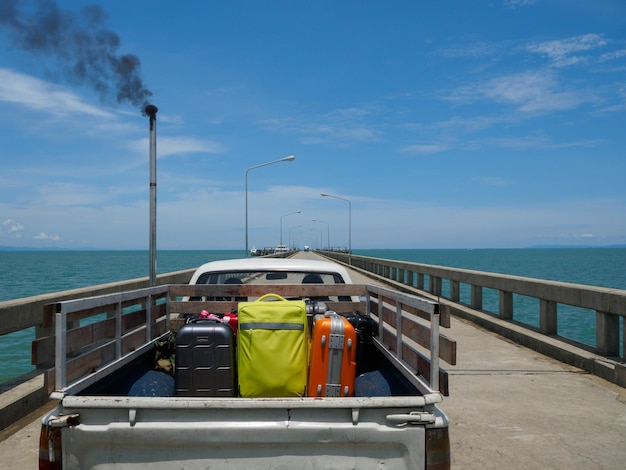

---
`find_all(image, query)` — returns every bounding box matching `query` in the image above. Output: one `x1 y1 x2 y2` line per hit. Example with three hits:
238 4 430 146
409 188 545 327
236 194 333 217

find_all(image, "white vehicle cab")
186 257 358 304
189 257 354 286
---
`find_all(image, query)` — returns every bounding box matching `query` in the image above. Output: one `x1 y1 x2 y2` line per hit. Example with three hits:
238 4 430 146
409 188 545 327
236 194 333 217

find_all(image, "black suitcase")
345 312 378 376
175 319 237 397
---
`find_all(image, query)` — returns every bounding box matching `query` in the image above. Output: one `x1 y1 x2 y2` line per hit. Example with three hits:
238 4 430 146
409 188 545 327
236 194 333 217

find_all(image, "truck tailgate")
60 396 446 470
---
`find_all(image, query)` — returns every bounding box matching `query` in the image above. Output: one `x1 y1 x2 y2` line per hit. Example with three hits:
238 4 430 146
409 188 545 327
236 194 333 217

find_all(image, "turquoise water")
0 250 245 301
0 250 242 384
357 248 626 290
357 248 626 351
1 248 625 384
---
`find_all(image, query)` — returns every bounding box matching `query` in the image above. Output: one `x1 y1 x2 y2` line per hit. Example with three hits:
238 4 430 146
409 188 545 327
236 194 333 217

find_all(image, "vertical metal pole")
146 295 152 343
347 199 352 265
430 311 440 393
165 288 171 331
396 302 403 360
115 300 122 359
146 105 158 286
245 168 250 257
55 305 67 390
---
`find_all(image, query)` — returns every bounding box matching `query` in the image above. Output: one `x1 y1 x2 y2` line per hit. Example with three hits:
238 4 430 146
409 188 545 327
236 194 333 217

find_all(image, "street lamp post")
312 219 330 250
280 211 301 246
245 155 295 257
321 192 351 264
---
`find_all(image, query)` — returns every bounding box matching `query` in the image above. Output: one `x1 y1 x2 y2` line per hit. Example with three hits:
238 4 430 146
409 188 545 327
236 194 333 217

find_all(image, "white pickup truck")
35 257 454 469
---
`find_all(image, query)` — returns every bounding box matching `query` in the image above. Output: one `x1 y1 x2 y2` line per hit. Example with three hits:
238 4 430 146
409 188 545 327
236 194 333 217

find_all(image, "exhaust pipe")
145 104 158 286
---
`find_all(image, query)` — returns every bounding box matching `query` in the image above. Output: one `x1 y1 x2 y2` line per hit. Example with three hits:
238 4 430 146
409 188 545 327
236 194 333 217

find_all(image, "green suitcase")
237 293 308 397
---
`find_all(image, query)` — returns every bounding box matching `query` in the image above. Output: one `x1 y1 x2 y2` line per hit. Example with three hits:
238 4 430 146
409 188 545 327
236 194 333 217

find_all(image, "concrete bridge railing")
320 251 626 387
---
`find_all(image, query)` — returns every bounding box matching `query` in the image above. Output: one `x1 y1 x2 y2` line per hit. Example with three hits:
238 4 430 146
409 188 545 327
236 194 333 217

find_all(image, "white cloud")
446 71 594 113
598 49 626 62
34 232 60 241
1 219 25 240
1 185 625 249
127 136 225 158
526 34 608 67
0 68 114 118
2 218 24 233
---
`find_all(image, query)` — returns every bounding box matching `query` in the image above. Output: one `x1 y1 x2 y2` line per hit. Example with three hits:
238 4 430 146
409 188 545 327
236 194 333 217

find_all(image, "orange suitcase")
308 312 357 397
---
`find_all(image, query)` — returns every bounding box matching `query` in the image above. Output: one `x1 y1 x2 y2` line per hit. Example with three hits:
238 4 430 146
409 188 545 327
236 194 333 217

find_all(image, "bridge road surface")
1 253 625 469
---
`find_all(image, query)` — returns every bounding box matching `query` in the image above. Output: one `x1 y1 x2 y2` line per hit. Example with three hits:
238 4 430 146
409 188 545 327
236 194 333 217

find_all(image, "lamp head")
282 155 296 162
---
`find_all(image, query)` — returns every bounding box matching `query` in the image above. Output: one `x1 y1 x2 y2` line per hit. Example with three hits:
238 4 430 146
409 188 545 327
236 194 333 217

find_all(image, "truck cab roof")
189 258 354 286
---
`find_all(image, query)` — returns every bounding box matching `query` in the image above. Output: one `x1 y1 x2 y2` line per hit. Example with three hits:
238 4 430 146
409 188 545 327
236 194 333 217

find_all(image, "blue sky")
1 0 625 250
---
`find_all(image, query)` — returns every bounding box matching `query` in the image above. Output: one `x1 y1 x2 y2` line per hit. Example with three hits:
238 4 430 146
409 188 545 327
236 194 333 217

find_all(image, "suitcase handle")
256 293 287 303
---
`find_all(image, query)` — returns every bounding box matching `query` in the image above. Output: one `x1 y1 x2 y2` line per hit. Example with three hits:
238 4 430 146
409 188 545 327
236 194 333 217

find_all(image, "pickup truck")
35 257 454 469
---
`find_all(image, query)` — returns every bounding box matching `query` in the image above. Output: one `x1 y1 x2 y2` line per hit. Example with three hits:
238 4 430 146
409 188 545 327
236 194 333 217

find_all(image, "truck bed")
56 341 445 470
80 335 416 397
36 281 453 469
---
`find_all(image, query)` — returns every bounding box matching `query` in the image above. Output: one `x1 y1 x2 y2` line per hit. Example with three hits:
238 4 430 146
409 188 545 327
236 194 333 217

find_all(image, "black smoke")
0 0 153 110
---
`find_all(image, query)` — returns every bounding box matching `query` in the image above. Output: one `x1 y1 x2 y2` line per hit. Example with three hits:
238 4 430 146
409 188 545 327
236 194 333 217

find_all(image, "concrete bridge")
1 252 625 469
306 251 626 469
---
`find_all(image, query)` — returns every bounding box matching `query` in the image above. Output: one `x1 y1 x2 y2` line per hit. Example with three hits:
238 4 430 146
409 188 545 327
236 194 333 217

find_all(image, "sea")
1 248 625 385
